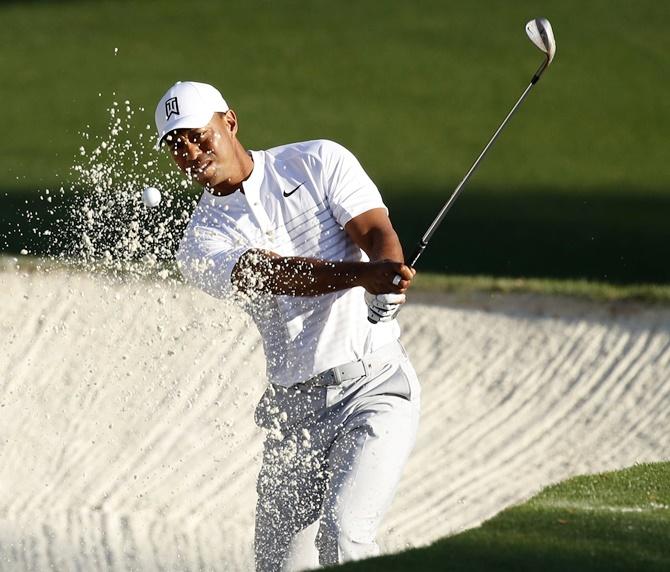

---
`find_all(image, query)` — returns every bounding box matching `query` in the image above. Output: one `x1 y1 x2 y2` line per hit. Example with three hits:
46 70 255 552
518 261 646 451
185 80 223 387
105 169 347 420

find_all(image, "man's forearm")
232 249 411 297
232 250 367 296
365 226 404 263
342 209 405 264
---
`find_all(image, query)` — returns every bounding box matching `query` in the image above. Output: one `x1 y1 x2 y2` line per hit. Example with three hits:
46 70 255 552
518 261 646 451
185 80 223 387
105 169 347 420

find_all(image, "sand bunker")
1 268 669 571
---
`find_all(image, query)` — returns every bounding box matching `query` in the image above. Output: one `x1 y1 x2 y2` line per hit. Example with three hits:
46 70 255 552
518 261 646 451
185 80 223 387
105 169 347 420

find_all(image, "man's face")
165 112 235 188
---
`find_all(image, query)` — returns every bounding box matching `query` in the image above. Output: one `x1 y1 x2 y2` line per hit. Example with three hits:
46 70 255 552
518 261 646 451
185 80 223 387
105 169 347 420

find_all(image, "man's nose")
183 140 200 161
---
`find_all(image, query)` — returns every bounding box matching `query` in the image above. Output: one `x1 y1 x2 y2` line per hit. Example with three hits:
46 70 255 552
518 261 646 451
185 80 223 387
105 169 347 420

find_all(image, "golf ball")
142 186 161 208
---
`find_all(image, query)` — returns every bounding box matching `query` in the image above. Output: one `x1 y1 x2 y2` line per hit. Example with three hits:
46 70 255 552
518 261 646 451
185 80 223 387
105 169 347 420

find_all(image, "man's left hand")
365 292 406 323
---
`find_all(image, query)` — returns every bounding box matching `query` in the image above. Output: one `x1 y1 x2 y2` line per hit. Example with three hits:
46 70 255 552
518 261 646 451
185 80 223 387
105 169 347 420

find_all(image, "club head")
526 18 556 65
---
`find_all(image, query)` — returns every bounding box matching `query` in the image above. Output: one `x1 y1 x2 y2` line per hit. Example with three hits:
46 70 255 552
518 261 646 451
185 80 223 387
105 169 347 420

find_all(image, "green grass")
331 462 670 572
413 273 670 304
2 1 670 283
1 0 669 192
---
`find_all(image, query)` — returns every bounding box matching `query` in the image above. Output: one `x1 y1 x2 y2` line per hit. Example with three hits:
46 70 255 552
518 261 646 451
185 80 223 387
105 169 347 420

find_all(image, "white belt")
296 341 407 388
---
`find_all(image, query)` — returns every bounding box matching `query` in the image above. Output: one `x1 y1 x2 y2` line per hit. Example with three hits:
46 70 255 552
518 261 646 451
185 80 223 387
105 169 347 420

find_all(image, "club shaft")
408 73 541 268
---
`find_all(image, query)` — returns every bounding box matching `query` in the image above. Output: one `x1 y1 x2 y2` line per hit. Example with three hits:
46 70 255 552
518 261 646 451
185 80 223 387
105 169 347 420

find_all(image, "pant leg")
316 360 421 566
254 386 333 572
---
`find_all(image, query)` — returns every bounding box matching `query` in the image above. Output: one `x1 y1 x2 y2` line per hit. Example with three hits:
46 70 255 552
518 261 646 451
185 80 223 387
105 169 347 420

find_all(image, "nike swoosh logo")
283 182 304 198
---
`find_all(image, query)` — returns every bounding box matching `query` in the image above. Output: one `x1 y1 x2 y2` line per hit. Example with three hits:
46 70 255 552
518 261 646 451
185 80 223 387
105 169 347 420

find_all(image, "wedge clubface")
526 18 556 83
393 18 558 282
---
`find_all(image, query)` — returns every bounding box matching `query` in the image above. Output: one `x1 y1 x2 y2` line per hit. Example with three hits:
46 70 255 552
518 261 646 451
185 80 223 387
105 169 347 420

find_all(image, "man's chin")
194 170 217 188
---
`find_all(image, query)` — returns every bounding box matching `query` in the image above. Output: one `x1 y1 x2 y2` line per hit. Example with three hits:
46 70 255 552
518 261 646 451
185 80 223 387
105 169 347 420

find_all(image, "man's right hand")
358 261 414 294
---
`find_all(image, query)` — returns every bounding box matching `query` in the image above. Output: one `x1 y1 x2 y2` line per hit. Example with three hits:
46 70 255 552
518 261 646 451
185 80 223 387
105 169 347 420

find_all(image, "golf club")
391 17 556 286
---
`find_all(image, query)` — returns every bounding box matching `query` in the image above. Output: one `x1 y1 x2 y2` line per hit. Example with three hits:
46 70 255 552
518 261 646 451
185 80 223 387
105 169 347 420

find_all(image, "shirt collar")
201 149 265 203
242 150 265 197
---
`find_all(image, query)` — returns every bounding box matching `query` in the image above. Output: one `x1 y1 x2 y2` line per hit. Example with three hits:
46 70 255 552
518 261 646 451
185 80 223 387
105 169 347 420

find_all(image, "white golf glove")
364 292 406 324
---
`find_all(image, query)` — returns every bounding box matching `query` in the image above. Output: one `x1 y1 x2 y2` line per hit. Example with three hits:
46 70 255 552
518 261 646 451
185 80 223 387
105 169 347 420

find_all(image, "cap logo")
165 97 180 121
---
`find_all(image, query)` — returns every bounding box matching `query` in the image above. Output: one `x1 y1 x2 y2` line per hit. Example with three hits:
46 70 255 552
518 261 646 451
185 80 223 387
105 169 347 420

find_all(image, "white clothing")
254 344 421 571
176 140 400 387
175 139 420 571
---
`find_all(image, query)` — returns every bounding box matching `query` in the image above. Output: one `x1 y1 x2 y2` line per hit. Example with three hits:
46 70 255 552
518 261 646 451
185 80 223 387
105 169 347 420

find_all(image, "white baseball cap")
154 81 229 149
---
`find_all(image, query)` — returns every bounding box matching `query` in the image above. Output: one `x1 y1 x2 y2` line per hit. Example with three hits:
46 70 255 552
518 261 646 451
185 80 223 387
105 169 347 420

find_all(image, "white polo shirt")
176 139 400 387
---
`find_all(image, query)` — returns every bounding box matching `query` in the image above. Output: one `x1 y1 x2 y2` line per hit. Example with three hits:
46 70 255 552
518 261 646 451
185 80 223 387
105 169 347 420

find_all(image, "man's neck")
209 145 255 196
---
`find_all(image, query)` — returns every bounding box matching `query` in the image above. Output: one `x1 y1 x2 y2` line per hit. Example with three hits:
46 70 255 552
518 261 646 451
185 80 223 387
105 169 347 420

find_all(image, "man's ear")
222 110 238 136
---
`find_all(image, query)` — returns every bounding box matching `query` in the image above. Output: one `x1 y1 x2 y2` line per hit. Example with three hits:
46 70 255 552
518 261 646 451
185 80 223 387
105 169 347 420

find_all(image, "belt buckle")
333 362 361 385
332 366 345 385
333 359 369 386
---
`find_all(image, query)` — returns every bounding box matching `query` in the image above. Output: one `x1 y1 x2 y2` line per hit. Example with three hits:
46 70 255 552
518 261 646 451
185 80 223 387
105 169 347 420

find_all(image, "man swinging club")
155 81 420 571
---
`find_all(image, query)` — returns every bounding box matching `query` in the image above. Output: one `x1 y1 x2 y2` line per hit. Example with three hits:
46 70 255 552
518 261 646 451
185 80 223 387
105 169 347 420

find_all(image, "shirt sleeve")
176 222 250 300
320 140 388 228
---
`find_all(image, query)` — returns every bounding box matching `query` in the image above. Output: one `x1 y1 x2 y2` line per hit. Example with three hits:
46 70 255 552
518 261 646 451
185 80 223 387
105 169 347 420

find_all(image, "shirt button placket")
244 185 274 243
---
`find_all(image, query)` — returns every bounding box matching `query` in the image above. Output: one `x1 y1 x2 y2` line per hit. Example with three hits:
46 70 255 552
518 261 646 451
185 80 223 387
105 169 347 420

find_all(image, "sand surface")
1 268 669 571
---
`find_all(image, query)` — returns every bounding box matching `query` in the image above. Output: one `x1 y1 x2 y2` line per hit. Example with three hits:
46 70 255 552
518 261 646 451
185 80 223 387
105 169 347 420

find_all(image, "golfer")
155 81 421 571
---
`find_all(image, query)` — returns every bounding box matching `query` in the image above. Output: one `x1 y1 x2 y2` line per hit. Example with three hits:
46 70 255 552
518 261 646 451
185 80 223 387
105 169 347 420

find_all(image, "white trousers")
254 349 421 571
